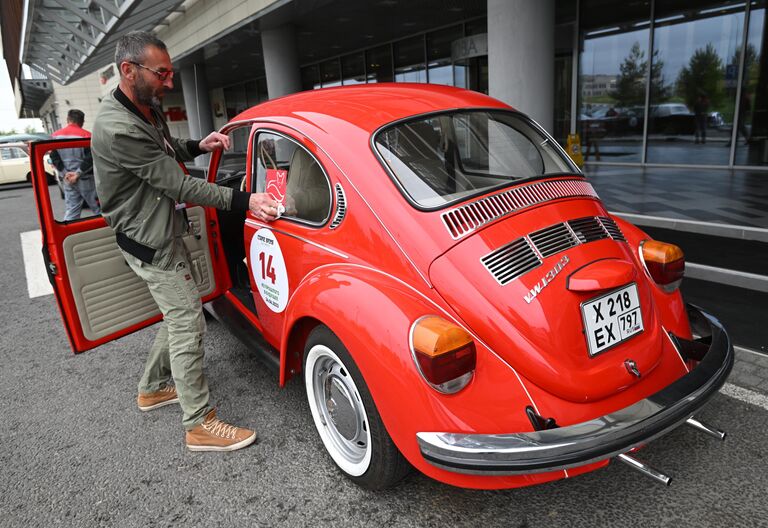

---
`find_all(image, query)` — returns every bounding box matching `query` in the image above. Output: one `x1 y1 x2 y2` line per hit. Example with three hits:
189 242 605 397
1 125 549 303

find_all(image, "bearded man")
91 31 279 451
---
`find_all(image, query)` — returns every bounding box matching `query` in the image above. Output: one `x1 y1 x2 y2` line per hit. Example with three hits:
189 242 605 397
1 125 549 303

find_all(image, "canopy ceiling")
22 0 186 84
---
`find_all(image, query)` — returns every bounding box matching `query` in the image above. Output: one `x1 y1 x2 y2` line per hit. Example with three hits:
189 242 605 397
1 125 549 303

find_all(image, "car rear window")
374 110 577 209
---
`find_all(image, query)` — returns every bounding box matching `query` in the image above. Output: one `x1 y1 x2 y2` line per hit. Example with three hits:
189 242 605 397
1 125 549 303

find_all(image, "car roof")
230 83 512 134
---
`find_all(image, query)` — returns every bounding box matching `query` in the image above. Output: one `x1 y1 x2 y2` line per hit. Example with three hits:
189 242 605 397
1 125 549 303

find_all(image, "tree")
24 125 40 134
612 42 668 108
676 43 725 110
730 43 758 79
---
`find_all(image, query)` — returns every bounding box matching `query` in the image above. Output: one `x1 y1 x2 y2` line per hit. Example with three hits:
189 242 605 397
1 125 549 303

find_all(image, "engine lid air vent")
481 237 541 286
568 217 611 243
529 223 578 259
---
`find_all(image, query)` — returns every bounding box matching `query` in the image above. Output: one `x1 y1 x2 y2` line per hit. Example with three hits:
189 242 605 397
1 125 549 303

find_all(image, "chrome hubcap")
312 353 368 465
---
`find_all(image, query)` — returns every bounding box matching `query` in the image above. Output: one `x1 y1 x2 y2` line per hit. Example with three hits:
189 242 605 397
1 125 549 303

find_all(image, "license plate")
581 283 644 357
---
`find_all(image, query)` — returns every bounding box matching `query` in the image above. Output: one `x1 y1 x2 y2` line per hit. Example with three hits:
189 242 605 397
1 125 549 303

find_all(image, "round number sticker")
250 228 289 312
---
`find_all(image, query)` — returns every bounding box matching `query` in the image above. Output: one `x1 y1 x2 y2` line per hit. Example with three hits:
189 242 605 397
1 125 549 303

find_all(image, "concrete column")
180 63 214 167
488 0 555 132
261 25 302 99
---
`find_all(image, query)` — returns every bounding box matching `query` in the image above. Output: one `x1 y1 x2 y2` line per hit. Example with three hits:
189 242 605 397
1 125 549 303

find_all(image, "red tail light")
410 316 476 394
640 240 685 291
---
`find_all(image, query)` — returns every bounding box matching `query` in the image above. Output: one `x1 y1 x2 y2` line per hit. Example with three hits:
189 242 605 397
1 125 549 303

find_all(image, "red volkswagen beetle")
31 84 732 490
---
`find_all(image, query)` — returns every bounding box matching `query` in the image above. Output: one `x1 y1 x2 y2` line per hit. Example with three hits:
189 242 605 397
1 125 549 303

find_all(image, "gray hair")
115 31 167 70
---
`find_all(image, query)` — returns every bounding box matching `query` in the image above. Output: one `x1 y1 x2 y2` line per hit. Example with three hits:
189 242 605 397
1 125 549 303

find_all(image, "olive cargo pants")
122 237 211 429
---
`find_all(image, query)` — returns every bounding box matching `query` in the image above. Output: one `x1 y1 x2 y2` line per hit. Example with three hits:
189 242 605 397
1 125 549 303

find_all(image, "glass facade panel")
735 0 768 166
245 80 260 107
366 45 393 83
647 1 745 165
427 25 463 85
320 58 342 87
578 0 651 163
341 53 366 85
454 56 488 93
301 64 321 91
223 84 247 120
394 36 426 83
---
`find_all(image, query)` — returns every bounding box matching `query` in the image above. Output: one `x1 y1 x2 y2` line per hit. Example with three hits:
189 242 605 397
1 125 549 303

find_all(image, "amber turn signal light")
640 240 685 292
411 316 476 394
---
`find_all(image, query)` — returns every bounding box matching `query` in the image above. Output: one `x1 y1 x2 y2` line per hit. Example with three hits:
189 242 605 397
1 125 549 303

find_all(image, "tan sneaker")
186 410 257 452
137 385 179 411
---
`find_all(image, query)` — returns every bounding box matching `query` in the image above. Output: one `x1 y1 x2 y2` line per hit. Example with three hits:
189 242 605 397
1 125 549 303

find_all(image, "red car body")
31 84 732 490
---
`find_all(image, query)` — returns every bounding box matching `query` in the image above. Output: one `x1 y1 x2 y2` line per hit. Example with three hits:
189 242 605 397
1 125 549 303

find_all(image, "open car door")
30 138 229 353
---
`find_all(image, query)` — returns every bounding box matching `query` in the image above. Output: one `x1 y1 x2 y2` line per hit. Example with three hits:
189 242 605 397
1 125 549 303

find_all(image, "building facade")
10 0 768 171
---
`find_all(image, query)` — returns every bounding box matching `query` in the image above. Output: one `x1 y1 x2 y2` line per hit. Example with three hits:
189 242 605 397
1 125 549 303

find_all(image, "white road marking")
20 230 53 298
720 383 768 411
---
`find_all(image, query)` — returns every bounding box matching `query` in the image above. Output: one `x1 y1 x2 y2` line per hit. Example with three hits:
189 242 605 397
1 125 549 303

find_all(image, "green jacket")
92 87 249 269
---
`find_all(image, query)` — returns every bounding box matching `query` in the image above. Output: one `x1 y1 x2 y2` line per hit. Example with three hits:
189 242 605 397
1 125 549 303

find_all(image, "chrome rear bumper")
416 305 733 475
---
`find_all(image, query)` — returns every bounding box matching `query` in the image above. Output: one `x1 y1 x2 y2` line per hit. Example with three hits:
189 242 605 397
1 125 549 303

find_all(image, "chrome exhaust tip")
685 417 726 440
616 453 672 486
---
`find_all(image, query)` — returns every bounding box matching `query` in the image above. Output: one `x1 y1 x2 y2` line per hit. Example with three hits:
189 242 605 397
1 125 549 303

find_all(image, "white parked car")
0 143 33 184
0 142 56 186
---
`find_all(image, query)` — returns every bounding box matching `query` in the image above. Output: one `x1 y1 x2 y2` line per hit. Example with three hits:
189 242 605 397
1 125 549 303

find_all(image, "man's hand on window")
249 193 279 222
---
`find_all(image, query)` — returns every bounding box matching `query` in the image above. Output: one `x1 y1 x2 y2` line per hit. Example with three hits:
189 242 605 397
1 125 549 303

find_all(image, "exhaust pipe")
616 453 672 486
685 417 726 440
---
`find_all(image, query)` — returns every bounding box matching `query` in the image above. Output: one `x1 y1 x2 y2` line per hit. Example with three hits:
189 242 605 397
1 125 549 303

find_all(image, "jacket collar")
114 86 163 126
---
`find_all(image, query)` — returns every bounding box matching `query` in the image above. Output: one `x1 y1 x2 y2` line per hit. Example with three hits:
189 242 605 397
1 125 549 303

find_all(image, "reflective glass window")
394 36 426 83
342 53 366 85
366 45 393 83
253 132 332 224
320 59 342 87
735 0 768 166
301 65 321 91
647 1 746 165
578 0 651 163
375 111 575 209
224 84 247 120
245 80 260 107
427 25 463 86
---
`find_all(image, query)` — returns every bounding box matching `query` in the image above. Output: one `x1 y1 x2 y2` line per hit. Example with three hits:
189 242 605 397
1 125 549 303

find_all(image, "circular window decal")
249 228 289 312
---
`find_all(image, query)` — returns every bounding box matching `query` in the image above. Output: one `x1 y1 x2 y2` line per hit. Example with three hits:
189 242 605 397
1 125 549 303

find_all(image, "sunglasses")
129 61 174 81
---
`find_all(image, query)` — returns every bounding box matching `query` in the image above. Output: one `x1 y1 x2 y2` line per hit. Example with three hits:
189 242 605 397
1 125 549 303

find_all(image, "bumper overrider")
416 304 734 475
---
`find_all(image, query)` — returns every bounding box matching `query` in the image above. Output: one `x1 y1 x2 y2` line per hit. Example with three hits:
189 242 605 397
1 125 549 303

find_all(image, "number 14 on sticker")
259 252 277 284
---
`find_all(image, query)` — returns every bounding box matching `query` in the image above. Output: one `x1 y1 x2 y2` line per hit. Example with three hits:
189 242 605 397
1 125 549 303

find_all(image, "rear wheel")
304 325 410 489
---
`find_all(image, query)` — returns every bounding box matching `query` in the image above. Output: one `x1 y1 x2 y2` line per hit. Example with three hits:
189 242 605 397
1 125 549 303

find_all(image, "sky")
0 59 43 133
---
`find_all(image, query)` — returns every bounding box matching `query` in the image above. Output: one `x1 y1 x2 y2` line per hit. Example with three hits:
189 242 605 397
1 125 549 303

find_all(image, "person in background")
693 93 709 144
91 31 280 452
51 109 101 221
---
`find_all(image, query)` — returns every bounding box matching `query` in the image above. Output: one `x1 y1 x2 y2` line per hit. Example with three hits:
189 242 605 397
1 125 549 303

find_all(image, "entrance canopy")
22 0 186 84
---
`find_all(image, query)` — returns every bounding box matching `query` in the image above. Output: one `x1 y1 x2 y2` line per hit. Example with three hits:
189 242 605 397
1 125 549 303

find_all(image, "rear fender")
278 264 541 480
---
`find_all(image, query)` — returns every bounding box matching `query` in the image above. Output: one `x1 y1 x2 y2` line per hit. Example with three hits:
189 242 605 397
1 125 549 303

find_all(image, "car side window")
253 132 332 225
48 146 101 223
1 148 12 160
12 147 28 159
214 126 249 187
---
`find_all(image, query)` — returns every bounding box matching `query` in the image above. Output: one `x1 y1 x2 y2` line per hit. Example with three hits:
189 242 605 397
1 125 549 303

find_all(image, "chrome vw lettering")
524 255 570 304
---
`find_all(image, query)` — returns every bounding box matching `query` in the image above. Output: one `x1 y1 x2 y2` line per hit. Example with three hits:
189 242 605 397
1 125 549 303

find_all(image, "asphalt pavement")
2 184 767 528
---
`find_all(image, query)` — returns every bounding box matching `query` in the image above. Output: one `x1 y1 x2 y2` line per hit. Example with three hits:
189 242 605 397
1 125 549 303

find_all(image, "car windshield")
374 110 577 208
